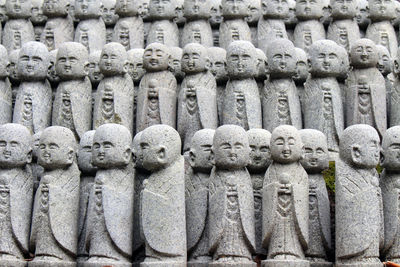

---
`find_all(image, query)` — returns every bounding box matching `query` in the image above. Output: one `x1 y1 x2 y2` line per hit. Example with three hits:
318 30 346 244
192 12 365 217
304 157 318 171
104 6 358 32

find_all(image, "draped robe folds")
0 78 12 124
30 164 80 260
77 175 94 261
390 77 400 127
366 21 398 58
41 17 74 51
327 19 361 51
250 172 267 255
75 18 106 53
294 20 326 52
147 20 179 47
262 162 309 259
52 77 92 140
257 18 288 54
2 19 34 52
113 16 144 49
219 19 252 50
181 19 213 47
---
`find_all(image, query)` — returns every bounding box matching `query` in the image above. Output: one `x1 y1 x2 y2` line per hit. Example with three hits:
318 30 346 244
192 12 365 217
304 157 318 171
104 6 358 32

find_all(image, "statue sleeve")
72 77 92 139
262 167 278 248
316 183 332 250
292 169 309 250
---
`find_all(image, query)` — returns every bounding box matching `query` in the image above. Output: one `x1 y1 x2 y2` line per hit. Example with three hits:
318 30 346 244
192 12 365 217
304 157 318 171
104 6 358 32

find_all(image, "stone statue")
136 43 177 132
41 0 74 51
284 0 297 41
181 0 213 47
52 42 92 141
0 45 12 124
93 42 134 133
147 0 179 47
356 0 370 37
327 0 360 51
76 130 97 264
13 42 52 134
103 0 119 43
8 49 20 108
31 131 43 193
2 0 34 52
140 124 186 266
303 40 345 159
88 50 104 88
222 41 262 130
219 0 252 50
390 47 400 127
0 123 33 267
345 38 386 137
258 0 289 54
392 0 400 31
84 124 134 267
299 129 332 267
262 39 302 132
74 0 106 53
186 129 215 266
210 0 223 28
294 0 326 52
294 47 308 103
247 128 271 257
262 125 309 267
138 0 150 20
335 124 383 267
31 0 47 42
208 124 256 266
0 0 7 24
247 0 262 47
255 48 267 89
178 43 218 152
127 48 146 85
29 126 80 267
113 0 144 49
376 45 393 120
174 0 186 26
168 46 184 83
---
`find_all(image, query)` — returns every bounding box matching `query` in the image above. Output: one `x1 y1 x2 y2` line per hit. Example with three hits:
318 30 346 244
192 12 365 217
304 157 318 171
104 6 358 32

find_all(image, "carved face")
248 132 271 172
222 0 248 17
0 130 31 168
47 50 60 83
184 0 211 18
116 0 139 15
182 46 208 73
189 133 214 171
369 0 395 19
149 0 176 18
0 4 8 23
169 48 184 80
271 127 302 163
350 40 378 67
78 132 97 173
31 0 47 24
227 44 257 78
294 49 308 80
210 0 223 25
300 135 328 172
56 48 87 79
6 0 31 18
75 0 102 17
138 0 150 18
32 132 41 160
43 0 68 16
127 50 146 83
296 0 323 19
331 0 357 18
310 46 341 75
209 50 227 82
38 132 74 169
9 51 19 81
102 0 119 25
99 45 126 75
143 44 169 71
382 128 400 170
247 0 261 23
262 0 289 17
268 46 297 76
92 132 130 168
18 46 49 80
351 137 380 168
356 0 370 27
285 0 297 24
377 46 393 76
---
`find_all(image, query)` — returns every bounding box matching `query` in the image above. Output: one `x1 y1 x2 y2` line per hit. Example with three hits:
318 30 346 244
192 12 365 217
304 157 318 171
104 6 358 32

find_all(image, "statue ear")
205 58 211 70
189 150 196 167
84 62 90 76
380 148 385 167
123 60 129 73
394 59 400 74
350 145 361 164
99 4 104 16
123 147 131 164
307 59 312 72
65 2 70 13
157 145 167 164
5 62 9 76
67 149 74 164
210 148 215 165
26 149 32 164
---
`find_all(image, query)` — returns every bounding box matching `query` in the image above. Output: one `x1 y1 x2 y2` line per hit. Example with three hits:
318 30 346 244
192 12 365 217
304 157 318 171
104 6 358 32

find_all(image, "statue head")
266 39 297 78
330 0 357 19
174 0 186 25
339 124 380 168
181 43 209 74
9 49 20 82
0 45 9 79
88 50 103 85
148 0 177 20
56 42 89 80
350 38 379 68
296 0 324 20
0 0 8 23
77 130 97 173
294 47 308 82
285 0 298 26
381 126 400 170
246 0 261 24
143 42 170 72
271 125 303 164
169 46 184 80
227 41 257 79
132 131 144 169
127 49 146 83
392 0 400 28
255 48 267 80
210 0 223 26
43 0 70 17
261 0 289 19
222 0 249 19
38 126 77 170
102 0 119 25
92 123 132 168
247 128 271 172
99 42 129 76
74 0 103 19
299 129 329 173
189 129 215 172
308 40 342 77
208 47 228 82
32 131 42 160
368 0 395 21
18 41 50 81
6 0 32 19
356 0 370 28
0 123 32 168
213 124 250 169
376 45 392 76
139 124 181 171
138 0 150 19
116 0 140 16
184 0 212 19
31 0 47 24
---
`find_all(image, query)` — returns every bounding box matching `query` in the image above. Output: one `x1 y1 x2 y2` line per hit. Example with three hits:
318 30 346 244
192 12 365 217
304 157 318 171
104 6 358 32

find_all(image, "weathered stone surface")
210 0 223 28
127 48 146 84
335 124 382 267
0 45 12 124
88 50 103 87
169 46 184 82
31 0 47 26
102 0 119 27
356 0 370 34
75 14 106 54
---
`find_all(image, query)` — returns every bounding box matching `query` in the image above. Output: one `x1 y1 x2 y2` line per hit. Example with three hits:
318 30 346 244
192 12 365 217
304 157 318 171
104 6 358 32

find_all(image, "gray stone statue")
186 129 215 266
294 0 326 52
0 123 33 267
76 130 97 265
247 128 271 258
262 39 302 132
136 43 177 132
345 38 387 137
356 0 370 36
390 47 400 127
13 42 52 134
52 42 92 141
178 43 218 152
88 50 104 88
169 46 184 82
0 45 12 124
262 125 309 267
47 49 60 88
139 124 186 266
146 0 179 47
31 0 47 42
376 45 393 121
247 0 262 47
222 41 262 130
0 0 7 24
294 47 308 103
41 0 75 51
74 0 106 54
327 0 361 51
29 126 80 267
84 124 134 267
2 0 34 52
8 49 20 106
299 129 332 267
219 0 252 50
258 0 289 54
93 42 134 133
113 0 144 49
335 124 383 267
303 40 345 159
284 0 297 41
174 0 185 26
208 124 256 266
103 0 119 43
181 0 213 47
127 48 146 85
255 48 267 88
210 0 223 28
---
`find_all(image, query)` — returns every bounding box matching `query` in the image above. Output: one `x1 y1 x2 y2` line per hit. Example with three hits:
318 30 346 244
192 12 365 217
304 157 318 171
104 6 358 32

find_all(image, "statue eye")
0 141 6 147
305 148 313 154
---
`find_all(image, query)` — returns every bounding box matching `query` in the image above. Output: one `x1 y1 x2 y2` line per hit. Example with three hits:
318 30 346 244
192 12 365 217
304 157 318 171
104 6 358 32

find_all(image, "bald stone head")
132 131 144 169
56 42 89 80
227 41 258 79
18 42 50 81
381 126 400 170
356 0 370 28
339 124 380 168
148 0 177 19
102 0 119 25
127 49 146 83
247 129 271 172
299 129 329 173
296 0 324 20
368 0 395 21
294 47 308 82
246 0 261 24
78 130 97 174
308 40 342 77
267 39 297 78
88 50 103 85
376 45 393 76
330 0 357 19
9 49 20 81
31 0 47 25
262 0 289 18
271 125 303 164
184 0 212 19
92 124 132 169
350 38 379 68
189 129 215 172
99 42 129 76
208 47 227 82
213 125 250 170
75 0 102 18
222 0 249 18
255 48 267 80
6 0 31 18
182 43 209 74
210 0 223 26
0 123 32 168
116 0 140 16
285 0 298 26
143 43 170 72
169 46 184 80
43 0 70 17
140 124 181 171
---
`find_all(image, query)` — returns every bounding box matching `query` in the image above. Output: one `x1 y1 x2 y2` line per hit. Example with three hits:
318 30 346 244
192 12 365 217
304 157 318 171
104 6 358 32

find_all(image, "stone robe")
366 21 398 58
327 19 361 51
75 18 106 53
41 17 74 51
0 78 12 124
147 20 179 47
2 19 34 52
294 20 326 52
113 16 144 50
181 20 213 47
219 19 252 50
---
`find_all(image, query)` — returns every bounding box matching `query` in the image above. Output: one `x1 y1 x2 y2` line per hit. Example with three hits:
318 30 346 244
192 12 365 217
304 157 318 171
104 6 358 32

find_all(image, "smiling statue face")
369 0 395 20
127 49 145 82
18 42 50 81
309 40 342 76
376 45 392 76
181 43 208 74
299 129 328 173
0 124 31 168
6 0 31 18
350 39 379 67
262 0 289 18
271 125 303 164
143 43 170 72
